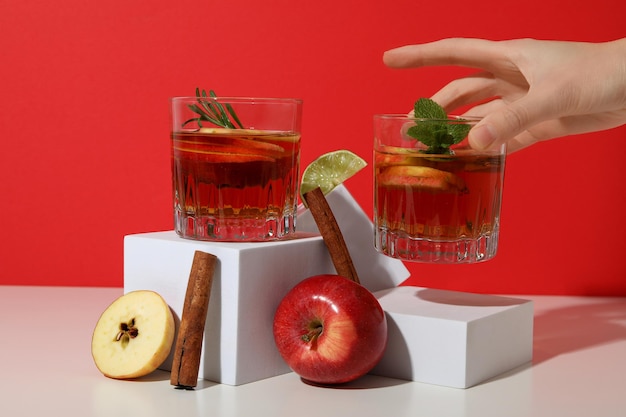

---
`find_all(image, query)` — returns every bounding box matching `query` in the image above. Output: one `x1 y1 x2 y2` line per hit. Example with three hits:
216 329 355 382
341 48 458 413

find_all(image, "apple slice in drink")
374 146 415 167
378 165 467 193
375 153 417 168
185 129 286 153
91 290 175 379
173 128 291 163
174 139 283 156
173 146 277 163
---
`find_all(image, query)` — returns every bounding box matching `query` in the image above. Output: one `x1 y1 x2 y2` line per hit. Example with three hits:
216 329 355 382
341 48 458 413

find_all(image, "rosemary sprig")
183 88 244 129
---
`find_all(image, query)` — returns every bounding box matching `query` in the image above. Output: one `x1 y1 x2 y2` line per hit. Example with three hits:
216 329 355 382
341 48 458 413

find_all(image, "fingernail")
470 124 497 150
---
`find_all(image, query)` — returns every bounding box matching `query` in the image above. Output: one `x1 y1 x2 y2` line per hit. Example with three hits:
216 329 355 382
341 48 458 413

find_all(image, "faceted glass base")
375 225 499 264
175 209 296 242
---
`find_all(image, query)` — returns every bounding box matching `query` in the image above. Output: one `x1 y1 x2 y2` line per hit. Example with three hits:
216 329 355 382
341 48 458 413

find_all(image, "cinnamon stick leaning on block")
303 186 360 284
170 250 217 389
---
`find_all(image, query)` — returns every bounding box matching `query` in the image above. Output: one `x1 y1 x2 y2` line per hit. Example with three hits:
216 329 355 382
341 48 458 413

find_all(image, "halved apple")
91 290 175 379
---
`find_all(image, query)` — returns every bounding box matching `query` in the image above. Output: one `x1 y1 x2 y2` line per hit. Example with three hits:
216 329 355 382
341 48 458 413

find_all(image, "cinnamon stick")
170 250 217 389
303 187 360 284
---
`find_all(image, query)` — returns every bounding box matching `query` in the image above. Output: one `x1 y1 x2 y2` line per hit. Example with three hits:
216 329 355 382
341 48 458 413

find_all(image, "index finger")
383 38 507 71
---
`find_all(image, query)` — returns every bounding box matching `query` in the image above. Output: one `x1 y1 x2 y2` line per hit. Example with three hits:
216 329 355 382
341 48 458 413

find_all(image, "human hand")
383 38 626 152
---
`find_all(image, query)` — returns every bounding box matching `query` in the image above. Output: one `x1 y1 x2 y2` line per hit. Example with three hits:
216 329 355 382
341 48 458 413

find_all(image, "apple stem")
301 325 323 349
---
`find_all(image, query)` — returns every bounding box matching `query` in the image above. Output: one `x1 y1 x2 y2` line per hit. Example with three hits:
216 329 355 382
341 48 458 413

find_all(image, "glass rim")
374 114 482 123
171 96 303 104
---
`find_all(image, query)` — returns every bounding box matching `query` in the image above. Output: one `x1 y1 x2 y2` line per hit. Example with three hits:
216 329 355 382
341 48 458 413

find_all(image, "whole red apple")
273 274 387 384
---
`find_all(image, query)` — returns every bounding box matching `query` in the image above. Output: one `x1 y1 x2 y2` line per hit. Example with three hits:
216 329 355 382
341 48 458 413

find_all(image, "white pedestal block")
124 231 335 385
371 286 534 389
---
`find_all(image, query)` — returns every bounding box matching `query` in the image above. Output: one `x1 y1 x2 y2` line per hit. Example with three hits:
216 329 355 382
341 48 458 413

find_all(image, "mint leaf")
448 122 471 144
414 97 447 120
406 123 448 147
406 98 470 154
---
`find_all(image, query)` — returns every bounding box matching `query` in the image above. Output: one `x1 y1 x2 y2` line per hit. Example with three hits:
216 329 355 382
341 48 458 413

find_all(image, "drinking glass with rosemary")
171 89 303 241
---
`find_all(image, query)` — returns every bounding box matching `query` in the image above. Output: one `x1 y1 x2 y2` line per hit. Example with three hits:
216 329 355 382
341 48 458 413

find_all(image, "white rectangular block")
124 231 335 386
371 286 534 388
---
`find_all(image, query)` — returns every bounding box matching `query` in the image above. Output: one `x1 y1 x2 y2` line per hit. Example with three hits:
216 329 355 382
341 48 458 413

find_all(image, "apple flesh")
273 274 387 384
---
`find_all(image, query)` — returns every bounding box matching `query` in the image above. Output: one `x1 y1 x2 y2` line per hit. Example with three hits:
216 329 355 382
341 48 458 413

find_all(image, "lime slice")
300 150 367 205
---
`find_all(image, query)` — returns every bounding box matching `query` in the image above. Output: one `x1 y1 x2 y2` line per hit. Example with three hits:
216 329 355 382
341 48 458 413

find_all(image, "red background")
1 0 624 295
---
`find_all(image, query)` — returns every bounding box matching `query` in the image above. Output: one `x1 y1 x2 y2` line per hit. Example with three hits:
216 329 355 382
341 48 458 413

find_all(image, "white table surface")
1 285 625 417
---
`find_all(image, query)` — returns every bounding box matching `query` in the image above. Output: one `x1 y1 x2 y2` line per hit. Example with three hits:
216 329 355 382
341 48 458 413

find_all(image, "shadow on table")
301 374 410 390
128 370 221 390
532 298 626 365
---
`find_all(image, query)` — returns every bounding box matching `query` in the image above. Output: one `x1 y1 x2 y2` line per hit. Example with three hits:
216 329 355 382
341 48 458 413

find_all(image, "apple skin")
273 274 387 384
